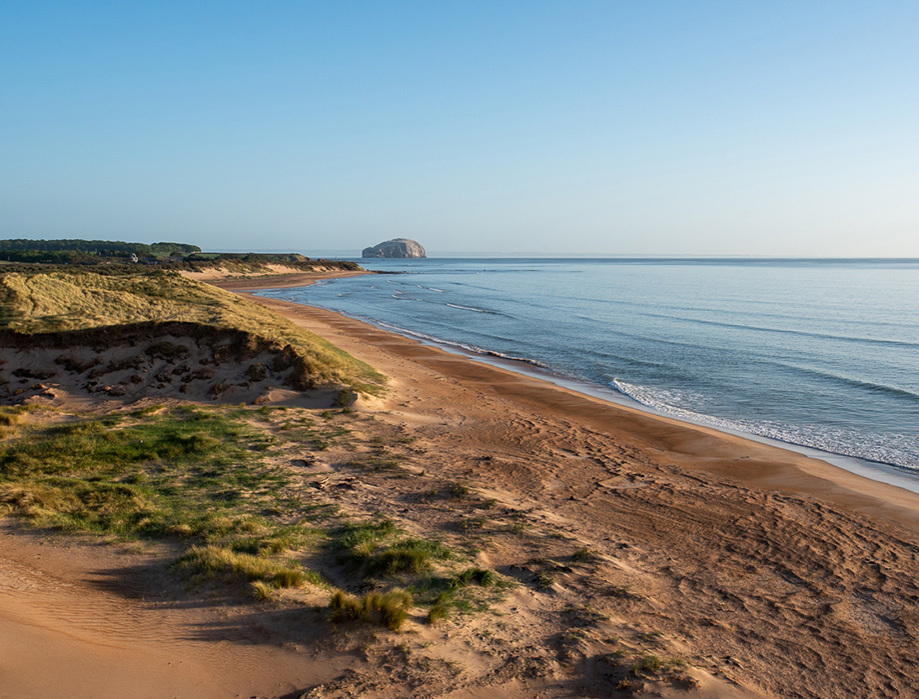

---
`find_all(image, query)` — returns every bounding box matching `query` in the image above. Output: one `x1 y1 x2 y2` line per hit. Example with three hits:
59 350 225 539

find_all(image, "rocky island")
361 238 426 258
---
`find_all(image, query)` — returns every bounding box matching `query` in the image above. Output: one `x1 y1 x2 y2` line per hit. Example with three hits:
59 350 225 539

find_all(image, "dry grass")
0 270 384 394
250 580 276 601
174 544 309 588
330 588 413 631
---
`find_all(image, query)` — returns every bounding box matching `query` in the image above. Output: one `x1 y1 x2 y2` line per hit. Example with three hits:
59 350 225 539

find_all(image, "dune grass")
419 566 507 623
331 518 454 576
0 403 506 623
0 406 281 536
330 588 413 631
0 269 384 394
174 544 308 588
0 405 335 587
324 516 511 627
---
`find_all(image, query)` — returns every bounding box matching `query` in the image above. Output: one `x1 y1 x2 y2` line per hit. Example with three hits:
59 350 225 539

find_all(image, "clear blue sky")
2 1 917 256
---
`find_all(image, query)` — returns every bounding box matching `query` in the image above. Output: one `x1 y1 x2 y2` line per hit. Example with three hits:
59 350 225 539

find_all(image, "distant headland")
361 238 426 259
0 238 361 274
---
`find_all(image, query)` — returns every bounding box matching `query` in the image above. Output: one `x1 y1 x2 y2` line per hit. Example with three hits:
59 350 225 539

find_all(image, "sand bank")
0 523 351 699
186 267 368 289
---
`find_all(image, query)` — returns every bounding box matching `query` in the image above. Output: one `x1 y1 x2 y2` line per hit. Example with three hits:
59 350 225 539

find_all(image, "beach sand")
180 266 368 288
2 270 918 698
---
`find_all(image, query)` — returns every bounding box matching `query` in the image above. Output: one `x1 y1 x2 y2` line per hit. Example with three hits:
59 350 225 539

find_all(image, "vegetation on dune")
332 517 454 575
0 406 280 535
330 588 413 631
181 252 362 274
325 515 508 628
174 545 310 588
0 405 326 587
0 404 507 631
0 269 384 394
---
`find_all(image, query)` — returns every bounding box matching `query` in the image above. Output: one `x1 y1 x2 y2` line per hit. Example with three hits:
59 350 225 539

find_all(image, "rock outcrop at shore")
361 238 426 258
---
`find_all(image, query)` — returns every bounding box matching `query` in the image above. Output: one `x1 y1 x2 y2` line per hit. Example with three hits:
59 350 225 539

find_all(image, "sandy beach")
2 270 918 698
181 265 369 290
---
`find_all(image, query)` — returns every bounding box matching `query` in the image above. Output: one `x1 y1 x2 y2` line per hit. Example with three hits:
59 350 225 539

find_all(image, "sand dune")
0 524 348 699
0 321 348 409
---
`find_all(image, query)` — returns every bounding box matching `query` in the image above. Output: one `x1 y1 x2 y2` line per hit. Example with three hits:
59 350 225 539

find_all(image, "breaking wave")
612 379 918 470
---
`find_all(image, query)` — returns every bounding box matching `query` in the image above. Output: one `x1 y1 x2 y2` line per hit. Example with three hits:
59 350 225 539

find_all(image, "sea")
255 258 919 488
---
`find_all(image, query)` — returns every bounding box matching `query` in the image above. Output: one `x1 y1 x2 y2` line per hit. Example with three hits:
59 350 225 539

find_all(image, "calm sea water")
257 258 919 476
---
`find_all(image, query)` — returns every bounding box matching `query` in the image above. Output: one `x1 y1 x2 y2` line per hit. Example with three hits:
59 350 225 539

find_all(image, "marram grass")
0 269 384 394
330 588 413 631
0 406 333 588
174 544 308 588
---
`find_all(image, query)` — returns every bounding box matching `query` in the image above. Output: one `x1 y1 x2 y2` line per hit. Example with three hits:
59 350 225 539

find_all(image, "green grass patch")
0 408 291 540
334 517 399 554
427 599 451 624
0 406 337 593
449 567 498 589
331 519 453 577
406 566 509 621
370 538 453 575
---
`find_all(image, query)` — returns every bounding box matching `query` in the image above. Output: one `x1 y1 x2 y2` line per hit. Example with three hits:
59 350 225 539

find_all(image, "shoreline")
244 290 919 532
200 268 369 290
271 300 919 495
235 272 919 521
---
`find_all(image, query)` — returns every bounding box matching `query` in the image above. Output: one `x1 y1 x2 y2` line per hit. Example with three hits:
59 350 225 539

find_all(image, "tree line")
0 239 200 255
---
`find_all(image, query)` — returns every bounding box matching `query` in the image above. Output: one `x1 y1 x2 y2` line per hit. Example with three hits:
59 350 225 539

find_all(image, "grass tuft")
332 519 453 576
173 545 307 587
573 546 598 563
450 567 498 589
250 580 275 601
330 588 413 631
369 538 453 575
630 654 663 677
427 601 450 624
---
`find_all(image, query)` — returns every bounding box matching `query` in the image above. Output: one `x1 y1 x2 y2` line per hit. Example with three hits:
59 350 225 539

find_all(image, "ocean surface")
257 258 919 479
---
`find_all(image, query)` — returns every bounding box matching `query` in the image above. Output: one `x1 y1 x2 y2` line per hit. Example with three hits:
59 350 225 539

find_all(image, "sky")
2 1 918 257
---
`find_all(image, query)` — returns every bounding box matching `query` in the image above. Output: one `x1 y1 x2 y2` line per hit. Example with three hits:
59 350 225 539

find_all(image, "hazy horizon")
3 2 918 257
222 248 919 261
